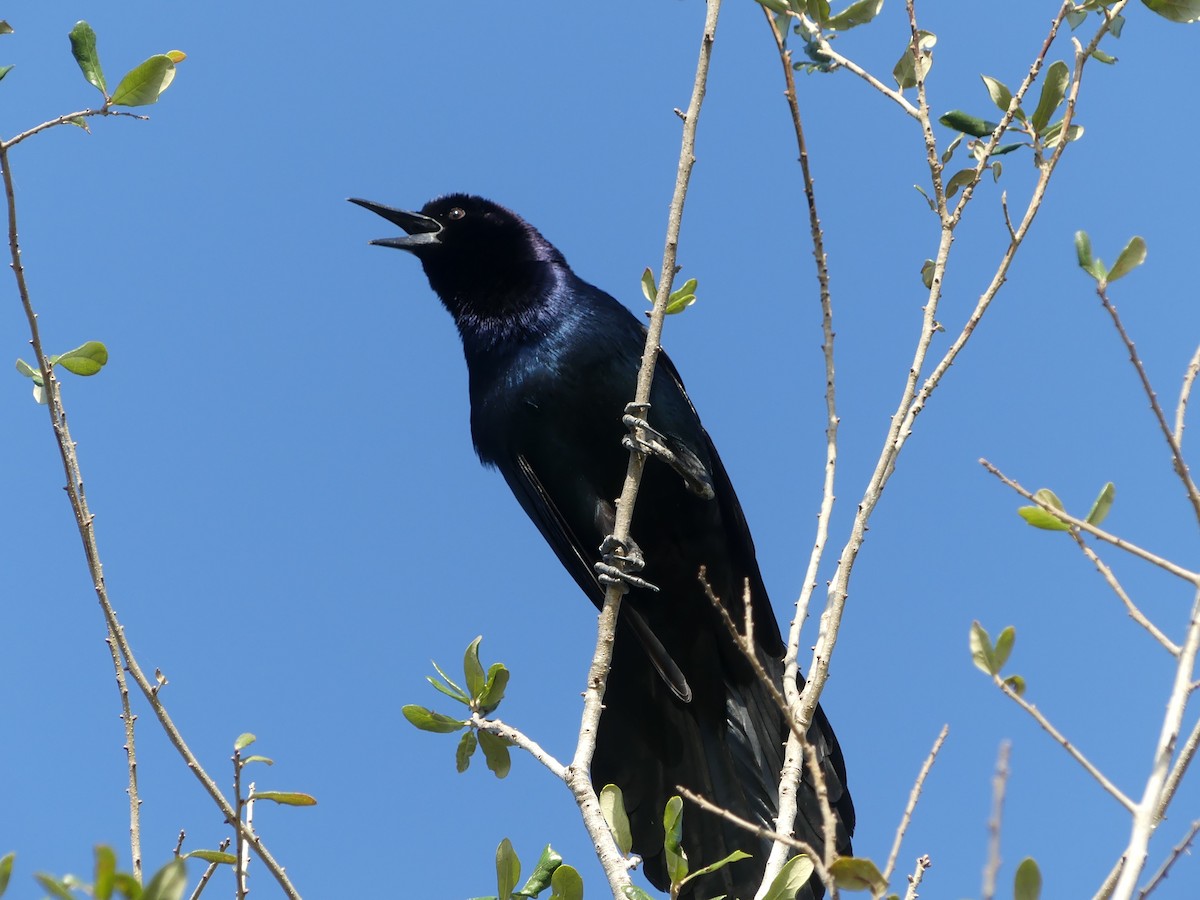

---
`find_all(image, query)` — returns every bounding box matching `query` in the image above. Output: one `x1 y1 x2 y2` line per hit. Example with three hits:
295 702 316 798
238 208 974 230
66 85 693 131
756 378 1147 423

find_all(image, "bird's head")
349 194 567 322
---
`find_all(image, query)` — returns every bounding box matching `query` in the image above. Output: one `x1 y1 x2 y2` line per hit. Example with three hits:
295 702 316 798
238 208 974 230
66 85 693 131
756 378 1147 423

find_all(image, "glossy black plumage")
352 193 854 899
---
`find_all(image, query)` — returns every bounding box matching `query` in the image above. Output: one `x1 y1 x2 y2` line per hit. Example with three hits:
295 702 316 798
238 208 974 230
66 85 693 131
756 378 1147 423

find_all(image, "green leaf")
1004 674 1027 697
1014 857 1042 900
600 784 633 855
1066 8 1088 27
1018 489 1072 531
0 22 12 35
112 873 140 898
941 133 963 164
431 659 470 701
93 845 117 900
755 0 791 12
496 838 521 900
938 110 999 137
681 849 752 884
518 845 563 897
477 662 510 714
110 54 177 107
402 704 466 733
14 358 40 382
640 267 657 304
981 75 1013 113
242 754 274 766
893 30 936 89
806 0 832 24
1091 48 1118 64
427 673 471 705
1031 60 1068 132
456 730 477 772
478 729 512 778
913 184 935 211
0 853 11 898
826 0 883 31
234 732 256 751
141 858 188 900
184 850 237 865
0 66 13 84
663 796 688 885
993 626 1016 672
1086 482 1115 526
548 864 583 900
762 854 816 900
250 790 318 806
1107 237 1146 283
464 635 486 699
69 21 107 97
829 856 887 892
1075 230 1093 269
1141 0 1200 22
920 259 936 289
1043 121 1084 149
622 888 655 900
992 143 1024 156
52 340 108 376
970 620 997 676
35 874 75 900
945 168 976 199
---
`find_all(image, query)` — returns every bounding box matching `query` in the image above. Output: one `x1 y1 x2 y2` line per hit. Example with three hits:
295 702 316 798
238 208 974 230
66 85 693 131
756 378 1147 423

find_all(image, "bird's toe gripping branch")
621 405 715 500
595 534 659 594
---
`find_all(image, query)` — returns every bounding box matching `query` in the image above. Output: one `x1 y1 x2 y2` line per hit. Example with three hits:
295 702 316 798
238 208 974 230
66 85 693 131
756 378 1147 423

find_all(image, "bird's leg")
622 404 715 500
595 534 659 593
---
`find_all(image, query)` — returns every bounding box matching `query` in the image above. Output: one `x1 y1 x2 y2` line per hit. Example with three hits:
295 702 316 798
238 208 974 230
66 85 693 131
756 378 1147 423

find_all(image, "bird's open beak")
348 198 442 249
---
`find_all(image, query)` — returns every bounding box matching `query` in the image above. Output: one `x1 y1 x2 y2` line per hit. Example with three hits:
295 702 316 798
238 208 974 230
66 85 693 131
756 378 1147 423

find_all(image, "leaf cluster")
68 21 184 109
1 849 187 900
403 636 514 778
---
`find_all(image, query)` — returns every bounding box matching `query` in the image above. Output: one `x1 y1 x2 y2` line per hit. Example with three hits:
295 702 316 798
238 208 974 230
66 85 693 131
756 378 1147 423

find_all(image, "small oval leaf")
110 55 177 107
68 21 107 97
456 730 477 773
233 733 256 751
970 620 997 676
496 838 521 900
1107 237 1146 283
1031 60 1068 132
1014 857 1042 900
600 784 634 855
249 791 317 806
402 704 466 733
829 856 887 892
184 850 237 865
478 729 513 778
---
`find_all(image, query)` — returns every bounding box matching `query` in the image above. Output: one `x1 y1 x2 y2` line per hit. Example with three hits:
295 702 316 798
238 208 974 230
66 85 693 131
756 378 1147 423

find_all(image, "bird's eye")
447 207 466 221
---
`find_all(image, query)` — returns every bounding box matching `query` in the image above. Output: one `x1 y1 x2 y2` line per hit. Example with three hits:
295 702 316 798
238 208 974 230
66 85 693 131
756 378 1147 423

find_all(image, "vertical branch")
106 634 143 882
566 0 724 890
981 742 1011 900
758 8 842 891
1111 589 1200 897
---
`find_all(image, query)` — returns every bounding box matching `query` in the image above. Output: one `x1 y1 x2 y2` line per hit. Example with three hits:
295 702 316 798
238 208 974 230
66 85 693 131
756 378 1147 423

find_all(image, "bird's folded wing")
507 452 692 702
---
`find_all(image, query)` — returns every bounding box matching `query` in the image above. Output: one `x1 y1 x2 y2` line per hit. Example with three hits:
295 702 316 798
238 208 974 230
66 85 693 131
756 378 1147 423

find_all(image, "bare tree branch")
981 742 1011 900
884 725 949 884
904 854 933 900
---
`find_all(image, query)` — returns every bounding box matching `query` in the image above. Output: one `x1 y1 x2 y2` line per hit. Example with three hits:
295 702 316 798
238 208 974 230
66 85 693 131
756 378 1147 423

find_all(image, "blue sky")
3 2 1199 898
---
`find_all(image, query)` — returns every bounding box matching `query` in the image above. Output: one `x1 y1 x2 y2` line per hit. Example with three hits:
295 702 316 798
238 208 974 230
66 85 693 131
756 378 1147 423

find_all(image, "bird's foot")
595 534 659 593
621 406 715 500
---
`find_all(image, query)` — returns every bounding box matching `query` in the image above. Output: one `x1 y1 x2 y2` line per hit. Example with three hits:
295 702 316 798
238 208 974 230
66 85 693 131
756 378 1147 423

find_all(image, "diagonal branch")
566 1 725 891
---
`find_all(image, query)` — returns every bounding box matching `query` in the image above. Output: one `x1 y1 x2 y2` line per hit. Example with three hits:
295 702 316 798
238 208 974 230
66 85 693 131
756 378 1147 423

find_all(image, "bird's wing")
504 452 692 702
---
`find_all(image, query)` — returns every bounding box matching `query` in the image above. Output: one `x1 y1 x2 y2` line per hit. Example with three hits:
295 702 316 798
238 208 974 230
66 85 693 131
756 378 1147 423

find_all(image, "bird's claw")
622 407 715 500
595 535 659 593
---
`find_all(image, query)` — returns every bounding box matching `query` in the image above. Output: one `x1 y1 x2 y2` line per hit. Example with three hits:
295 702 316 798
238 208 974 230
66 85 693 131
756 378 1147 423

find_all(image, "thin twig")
1097 283 1200 527
675 785 832 889
470 714 567 780
565 2 725 891
0 139 301 900
234 749 247 900
994 676 1135 812
884 725 949 883
1174 343 1200 448
799 0 1106 757
981 742 1011 900
1069 532 1180 654
904 854 933 900
758 17 844 891
1138 819 1200 898
980 458 1200 585
104 630 142 882
0 107 147 149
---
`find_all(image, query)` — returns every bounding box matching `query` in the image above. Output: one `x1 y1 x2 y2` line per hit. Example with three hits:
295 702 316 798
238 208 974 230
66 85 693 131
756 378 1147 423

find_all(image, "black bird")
351 194 854 899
